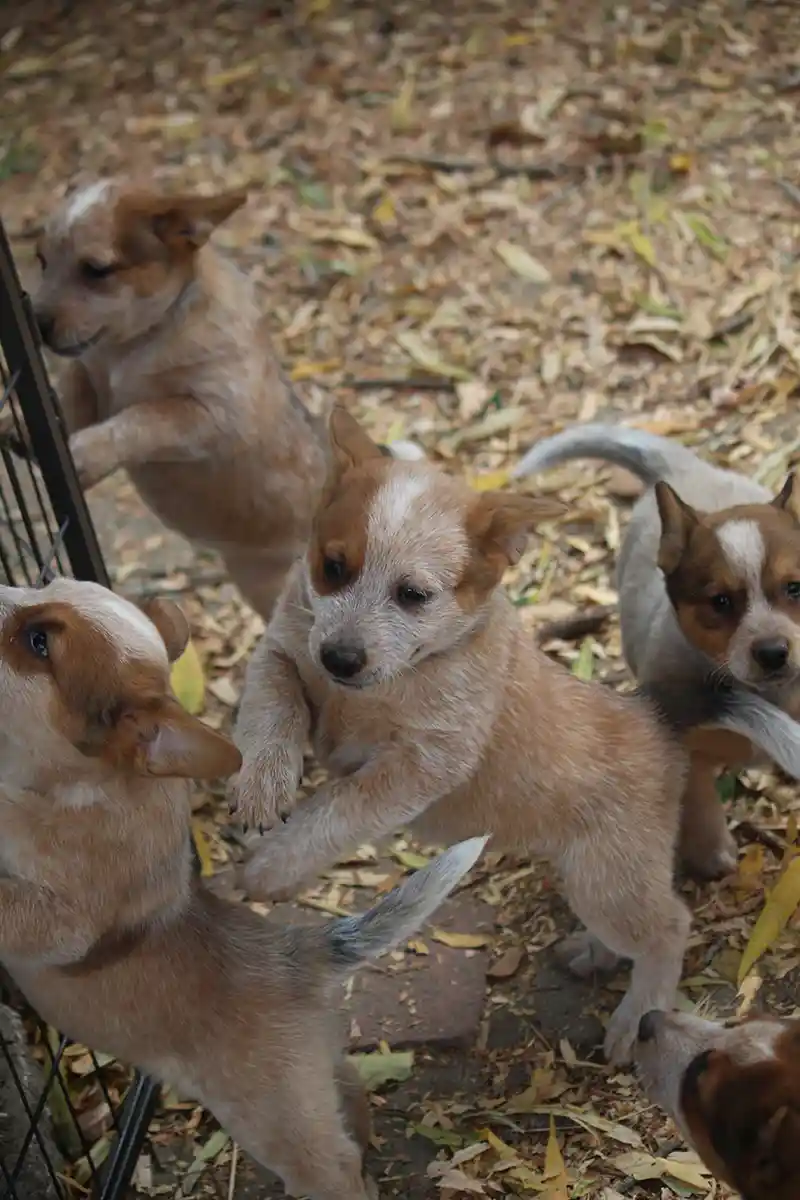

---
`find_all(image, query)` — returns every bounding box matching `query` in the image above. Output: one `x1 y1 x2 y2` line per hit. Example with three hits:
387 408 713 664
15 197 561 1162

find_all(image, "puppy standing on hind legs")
233 405 694 1064
0 574 483 1200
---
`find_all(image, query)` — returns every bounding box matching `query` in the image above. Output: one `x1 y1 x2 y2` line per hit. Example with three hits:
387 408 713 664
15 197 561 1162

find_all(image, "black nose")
637 1011 661 1043
35 312 55 345
751 636 790 674
320 642 367 680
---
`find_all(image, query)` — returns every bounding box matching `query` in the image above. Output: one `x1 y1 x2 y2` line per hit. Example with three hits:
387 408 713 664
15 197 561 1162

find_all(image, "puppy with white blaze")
234 406 704 1066
515 421 800 881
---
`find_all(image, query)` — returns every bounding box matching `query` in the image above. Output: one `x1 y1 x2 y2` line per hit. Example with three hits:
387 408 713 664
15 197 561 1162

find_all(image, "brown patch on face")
1 602 240 780
457 490 566 610
681 1022 800 1198
309 407 391 596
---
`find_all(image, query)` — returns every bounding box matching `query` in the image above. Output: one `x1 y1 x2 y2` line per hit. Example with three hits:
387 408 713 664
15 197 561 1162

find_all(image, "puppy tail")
641 680 800 781
513 422 695 486
325 836 488 970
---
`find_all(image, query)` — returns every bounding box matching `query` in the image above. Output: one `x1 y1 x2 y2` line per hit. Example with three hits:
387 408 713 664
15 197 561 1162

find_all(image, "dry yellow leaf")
395 331 472 380
191 821 214 878
468 468 511 492
170 639 205 715
311 226 378 250
391 72 416 132
431 929 491 950
373 194 396 226
738 856 800 983
290 359 341 381
205 60 260 89
543 1116 569 1199
495 240 551 284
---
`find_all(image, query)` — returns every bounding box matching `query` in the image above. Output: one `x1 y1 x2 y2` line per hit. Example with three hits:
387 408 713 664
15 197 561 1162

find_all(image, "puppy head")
656 475 800 697
0 579 240 786
636 1010 800 1198
33 179 247 356
305 407 564 688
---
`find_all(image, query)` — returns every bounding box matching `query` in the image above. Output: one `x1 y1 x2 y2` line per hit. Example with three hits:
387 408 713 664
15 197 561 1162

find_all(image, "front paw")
230 745 303 830
69 428 118 490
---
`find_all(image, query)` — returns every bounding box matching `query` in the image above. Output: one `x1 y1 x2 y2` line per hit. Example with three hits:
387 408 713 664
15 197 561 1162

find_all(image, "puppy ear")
655 481 700 574
773 473 800 523
467 490 566 570
117 698 242 780
328 405 385 475
139 190 247 253
138 598 190 663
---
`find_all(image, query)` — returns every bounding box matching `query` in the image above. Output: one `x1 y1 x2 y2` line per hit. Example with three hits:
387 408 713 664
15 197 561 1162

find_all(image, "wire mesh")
0 217 158 1199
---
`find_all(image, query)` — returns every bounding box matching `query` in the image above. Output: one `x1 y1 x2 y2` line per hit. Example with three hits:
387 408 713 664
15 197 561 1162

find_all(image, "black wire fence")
0 218 157 1199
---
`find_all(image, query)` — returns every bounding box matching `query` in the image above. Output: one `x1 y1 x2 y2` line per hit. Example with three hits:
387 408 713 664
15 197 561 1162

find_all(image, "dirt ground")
2 0 800 1197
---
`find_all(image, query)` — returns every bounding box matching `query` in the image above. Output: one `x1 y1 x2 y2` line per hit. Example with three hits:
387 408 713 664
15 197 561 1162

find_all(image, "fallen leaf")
179 1129 230 1197
171 640 205 715
349 1049 414 1091
507 1105 642 1147
372 194 396 226
395 331 472 380
683 214 728 261
191 822 214 878
391 71 416 132
572 637 595 681
468 468 511 492
311 226 378 250
495 240 552 284
4 55 51 78
738 855 800 983
543 1116 569 1200
290 359 341 381
455 379 493 421
390 847 431 870
205 60 261 89
487 946 524 978
207 676 240 707
431 929 491 950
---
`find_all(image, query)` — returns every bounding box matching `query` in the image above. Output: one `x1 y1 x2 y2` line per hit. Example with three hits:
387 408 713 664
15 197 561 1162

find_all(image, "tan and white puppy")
20 179 420 620
0 575 483 1200
233 407 696 1065
636 1009 800 1199
515 424 800 881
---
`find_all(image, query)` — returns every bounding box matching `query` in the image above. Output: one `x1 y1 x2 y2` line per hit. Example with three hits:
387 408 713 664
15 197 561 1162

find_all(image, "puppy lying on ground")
515 423 800 881
233 406 698 1064
0 575 482 1200
20 179 420 621
636 1008 800 1198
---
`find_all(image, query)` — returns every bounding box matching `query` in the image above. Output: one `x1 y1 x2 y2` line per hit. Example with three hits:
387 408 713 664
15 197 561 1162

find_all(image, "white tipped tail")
327 836 489 969
513 422 697 486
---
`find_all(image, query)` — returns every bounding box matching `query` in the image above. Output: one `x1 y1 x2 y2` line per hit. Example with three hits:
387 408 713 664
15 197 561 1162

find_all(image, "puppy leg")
221 545 297 624
560 842 690 1065
679 752 738 881
335 1057 372 1156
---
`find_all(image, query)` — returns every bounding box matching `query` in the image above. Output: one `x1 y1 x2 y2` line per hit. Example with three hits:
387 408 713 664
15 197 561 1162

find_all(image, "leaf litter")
3 0 800 1195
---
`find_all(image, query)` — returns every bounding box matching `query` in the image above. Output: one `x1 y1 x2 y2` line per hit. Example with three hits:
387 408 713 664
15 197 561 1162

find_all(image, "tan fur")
234 410 694 1065
636 1011 800 1198
24 179 328 621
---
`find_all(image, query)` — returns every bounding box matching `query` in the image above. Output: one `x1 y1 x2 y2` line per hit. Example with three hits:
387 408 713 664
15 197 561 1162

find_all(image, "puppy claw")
555 930 622 979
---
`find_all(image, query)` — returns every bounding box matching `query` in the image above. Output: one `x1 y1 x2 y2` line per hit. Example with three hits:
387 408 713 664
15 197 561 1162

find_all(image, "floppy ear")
115 698 242 780
467 490 566 571
327 405 385 477
773 473 800 524
138 598 190 663
655 480 700 575
133 190 247 253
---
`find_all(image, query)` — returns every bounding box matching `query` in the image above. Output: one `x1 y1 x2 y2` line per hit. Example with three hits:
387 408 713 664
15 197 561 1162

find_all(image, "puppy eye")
709 592 733 614
26 627 49 659
395 582 432 608
80 260 117 282
785 581 800 601
322 554 348 585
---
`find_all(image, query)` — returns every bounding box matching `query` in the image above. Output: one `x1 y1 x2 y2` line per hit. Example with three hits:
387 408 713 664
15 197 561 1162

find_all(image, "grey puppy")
515 423 800 878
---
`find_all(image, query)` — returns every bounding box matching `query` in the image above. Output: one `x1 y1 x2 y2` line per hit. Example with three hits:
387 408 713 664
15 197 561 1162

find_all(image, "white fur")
64 181 112 226
368 473 428 542
29 579 167 663
717 519 767 601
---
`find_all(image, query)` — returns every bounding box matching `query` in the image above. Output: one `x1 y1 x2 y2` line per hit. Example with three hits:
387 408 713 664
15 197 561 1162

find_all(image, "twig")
776 178 800 209
536 605 615 645
384 153 563 180
735 819 786 858
227 1141 238 1200
343 376 455 392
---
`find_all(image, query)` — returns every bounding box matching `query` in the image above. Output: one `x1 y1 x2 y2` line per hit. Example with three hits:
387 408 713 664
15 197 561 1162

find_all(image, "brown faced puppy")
636 1010 800 1198
233 407 695 1065
515 424 800 882
0 576 482 1200
18 178 325 621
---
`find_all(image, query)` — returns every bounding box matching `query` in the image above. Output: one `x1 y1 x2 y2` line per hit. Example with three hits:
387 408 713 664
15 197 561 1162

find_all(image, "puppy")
20 178 421 621
0 575 483 1200
232 406 698 1065
515 423 800 881
636 1009 800 1198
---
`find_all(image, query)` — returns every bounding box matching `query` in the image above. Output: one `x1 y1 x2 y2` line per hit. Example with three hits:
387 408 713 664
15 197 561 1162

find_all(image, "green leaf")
738 855 800 983
350 1049 414 1091
684 214 728 261
572 637 595 681
412 1123 464 1148
170 639 205 715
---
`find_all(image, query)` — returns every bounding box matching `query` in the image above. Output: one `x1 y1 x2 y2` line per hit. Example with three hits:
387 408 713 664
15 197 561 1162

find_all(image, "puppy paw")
237 835 306 902
555 930 622 979
683 828 738 881
603 996 642 1066
69 428 120 490
230 745 303 831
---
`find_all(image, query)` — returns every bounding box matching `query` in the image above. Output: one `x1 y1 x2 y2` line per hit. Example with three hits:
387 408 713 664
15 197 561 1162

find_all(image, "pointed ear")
655 480 700 575
773 473 800 523
327 405 385 476
138 598 190 663
143 190 247 252
118 698 242 780
467 490 567 571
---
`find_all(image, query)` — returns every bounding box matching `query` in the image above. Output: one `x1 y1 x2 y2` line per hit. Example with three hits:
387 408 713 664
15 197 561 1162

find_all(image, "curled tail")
513 422 697 487
326 836 488 970
640 680 800 782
